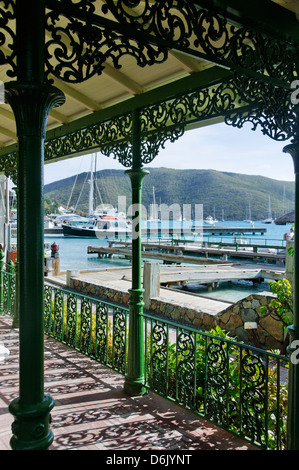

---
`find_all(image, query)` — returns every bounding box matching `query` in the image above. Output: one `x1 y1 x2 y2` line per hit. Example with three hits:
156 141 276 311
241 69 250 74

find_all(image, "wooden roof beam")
169 51 211 74
0 125 16 140
50 76 102 111
103 63 144 95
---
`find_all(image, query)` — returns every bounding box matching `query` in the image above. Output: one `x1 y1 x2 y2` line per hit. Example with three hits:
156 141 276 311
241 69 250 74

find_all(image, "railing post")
5 0 65 450
283 138 299 450
124 109 149 396
0 250 4 315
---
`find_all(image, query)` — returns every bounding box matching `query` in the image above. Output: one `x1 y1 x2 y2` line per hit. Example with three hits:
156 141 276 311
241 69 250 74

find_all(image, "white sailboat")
147 186 161 223
244 200 253 224
263 195 274 224
205 215 214 225
204 207 217 225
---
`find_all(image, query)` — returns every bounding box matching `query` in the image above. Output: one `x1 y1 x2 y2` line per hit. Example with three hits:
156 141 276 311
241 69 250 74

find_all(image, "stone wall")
69 275 284 350
70 277 130 306
217 293 284 350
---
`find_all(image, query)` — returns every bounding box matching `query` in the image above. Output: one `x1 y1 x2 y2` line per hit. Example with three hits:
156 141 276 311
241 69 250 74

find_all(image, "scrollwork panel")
176 329 196 409
66 292 78 348
241 350 267 446
53 288 64 341
95 301 109 363
149 320 168 396
112 306 127 373
79 296 92 355
44 284 53 334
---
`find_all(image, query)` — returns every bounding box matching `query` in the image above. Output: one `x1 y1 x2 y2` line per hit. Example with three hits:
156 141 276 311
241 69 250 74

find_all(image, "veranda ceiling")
0 0 298 166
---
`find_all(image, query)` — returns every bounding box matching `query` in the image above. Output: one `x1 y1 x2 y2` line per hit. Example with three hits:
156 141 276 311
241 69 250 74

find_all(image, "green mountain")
44 167 295 221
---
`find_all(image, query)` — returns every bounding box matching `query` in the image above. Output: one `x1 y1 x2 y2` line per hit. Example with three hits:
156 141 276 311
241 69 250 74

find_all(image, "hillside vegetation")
44 167 295 221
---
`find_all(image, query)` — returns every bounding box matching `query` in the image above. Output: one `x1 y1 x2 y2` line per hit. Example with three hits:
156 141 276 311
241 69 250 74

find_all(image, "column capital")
283 142 299 174
125 168 149 189
5 82 65 138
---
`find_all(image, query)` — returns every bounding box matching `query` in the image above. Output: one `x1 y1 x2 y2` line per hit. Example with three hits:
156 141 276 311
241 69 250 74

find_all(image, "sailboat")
62 153 131 238
244 200 253 224
263 195 274 224
146 186 161 223
204 215 215 225
204 206 217 225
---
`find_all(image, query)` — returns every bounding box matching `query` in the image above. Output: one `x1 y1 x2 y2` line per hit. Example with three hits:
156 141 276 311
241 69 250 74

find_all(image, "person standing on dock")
284 227 294 241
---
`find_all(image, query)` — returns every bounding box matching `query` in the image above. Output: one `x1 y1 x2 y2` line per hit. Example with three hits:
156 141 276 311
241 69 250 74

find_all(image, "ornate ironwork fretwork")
45 6 167 83
44 0 299 87
0 73 296 173
225 75 295 142
43 74 297 168
0 0 16 79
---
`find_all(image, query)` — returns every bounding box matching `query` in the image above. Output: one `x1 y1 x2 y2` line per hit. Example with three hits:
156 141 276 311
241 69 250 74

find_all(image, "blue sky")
44 122 295 185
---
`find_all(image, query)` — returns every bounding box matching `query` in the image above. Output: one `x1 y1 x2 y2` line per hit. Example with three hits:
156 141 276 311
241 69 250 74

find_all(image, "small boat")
204 215 217 225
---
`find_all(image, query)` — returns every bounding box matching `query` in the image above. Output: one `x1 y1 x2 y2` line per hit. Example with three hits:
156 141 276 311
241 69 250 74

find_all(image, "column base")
124 376 147 397
9 394 54 450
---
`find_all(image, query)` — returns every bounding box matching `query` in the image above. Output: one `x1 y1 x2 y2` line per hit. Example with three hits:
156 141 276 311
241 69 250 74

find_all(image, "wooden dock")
87 245 225 265
54 263 284 295
194 225 267 235
151 264 284 286
92 240 286 265
140 225 267 237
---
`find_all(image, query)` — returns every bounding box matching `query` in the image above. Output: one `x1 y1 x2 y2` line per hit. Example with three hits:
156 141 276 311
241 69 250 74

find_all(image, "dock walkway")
48 268 233 316
48 261 285 317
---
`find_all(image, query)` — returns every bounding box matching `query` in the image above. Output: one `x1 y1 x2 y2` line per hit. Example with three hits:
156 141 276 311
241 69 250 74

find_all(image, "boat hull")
62 223 131 238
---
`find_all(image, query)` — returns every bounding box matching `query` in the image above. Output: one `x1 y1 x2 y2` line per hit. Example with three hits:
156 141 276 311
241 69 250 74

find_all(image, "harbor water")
45 220 293 302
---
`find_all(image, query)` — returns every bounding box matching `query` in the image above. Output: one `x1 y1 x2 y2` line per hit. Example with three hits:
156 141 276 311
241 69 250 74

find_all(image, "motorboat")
54 213 89 227
62 215 131 238
204 215 217 225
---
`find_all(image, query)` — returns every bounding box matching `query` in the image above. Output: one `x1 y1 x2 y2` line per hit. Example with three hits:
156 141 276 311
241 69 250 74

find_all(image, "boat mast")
268 194 272 219
89 153 95 216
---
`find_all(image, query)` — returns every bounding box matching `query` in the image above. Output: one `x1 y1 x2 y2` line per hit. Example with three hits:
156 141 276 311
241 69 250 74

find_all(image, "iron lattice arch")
0 73 296 179
44 0 299 85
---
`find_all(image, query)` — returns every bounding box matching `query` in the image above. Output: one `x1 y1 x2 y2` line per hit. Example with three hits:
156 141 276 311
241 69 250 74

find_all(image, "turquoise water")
45 220 292 302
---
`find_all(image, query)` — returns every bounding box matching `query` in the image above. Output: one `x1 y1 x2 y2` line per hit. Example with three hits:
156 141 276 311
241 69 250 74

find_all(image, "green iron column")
5 0 65 450
124 109 148 396
284 135 299 450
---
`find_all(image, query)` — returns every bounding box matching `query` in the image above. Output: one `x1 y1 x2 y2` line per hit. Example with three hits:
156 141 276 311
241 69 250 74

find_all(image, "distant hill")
44 167 295 220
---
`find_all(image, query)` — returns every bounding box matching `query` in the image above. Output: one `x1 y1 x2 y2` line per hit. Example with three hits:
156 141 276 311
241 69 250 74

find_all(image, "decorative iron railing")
0 257 16 316
0 265 289 450
143 314 288 450
44 283 128 375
